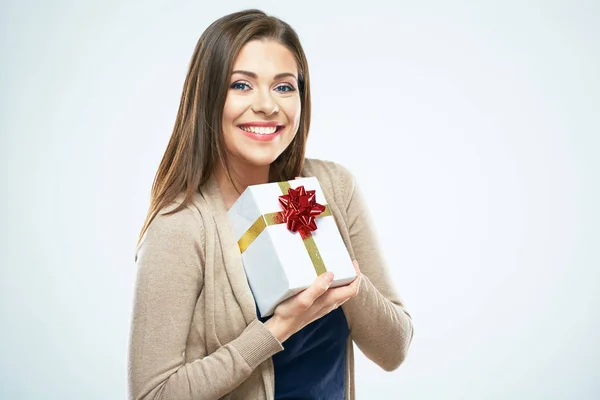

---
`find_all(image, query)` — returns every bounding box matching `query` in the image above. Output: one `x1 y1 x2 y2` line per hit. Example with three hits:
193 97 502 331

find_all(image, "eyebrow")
231 70 297 81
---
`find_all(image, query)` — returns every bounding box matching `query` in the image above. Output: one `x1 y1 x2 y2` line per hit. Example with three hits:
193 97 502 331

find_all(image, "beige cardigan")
128 158 414 400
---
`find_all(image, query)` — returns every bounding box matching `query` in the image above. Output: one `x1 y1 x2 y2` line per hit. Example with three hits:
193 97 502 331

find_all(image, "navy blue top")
259 305 349 400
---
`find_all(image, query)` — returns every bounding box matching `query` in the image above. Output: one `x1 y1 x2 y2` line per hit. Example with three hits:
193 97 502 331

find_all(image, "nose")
251 87 279 116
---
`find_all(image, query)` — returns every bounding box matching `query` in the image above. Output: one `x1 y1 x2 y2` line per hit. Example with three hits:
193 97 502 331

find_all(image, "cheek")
223 96 246 125
283 99 302 130
222 98 242 152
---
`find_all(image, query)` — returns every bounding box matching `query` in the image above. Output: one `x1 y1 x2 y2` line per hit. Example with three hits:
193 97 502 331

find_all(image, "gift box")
227 177 356 317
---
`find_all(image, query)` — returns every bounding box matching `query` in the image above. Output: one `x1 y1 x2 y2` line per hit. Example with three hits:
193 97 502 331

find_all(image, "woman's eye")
230 82 251 91
275 84 296 93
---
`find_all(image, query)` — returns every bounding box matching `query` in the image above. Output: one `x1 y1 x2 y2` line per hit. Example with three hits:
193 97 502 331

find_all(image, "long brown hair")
138 9 311 243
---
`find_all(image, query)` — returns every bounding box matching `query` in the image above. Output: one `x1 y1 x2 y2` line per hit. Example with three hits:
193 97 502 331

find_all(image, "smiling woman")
128 8 413 400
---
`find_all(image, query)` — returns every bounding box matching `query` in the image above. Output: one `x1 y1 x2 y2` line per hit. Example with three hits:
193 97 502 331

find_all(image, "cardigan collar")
200 174 258 325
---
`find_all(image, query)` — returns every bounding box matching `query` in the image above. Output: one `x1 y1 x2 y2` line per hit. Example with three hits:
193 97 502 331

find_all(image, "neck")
214 160 270 210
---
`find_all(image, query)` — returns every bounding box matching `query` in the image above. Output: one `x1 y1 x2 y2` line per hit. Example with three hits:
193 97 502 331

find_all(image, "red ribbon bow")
278 185 326 238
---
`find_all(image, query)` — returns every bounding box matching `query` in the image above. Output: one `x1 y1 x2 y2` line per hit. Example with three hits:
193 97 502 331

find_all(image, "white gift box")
227 177 356 317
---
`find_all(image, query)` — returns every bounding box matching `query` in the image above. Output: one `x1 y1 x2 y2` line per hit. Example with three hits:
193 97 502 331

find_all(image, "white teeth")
239 126 278 135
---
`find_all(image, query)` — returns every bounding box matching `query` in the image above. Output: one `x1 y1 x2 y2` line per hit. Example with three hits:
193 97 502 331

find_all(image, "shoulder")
302 157 356 209
137 195 206 260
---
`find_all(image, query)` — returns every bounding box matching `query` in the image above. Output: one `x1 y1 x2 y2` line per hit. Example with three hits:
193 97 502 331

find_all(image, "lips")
237 122 284 142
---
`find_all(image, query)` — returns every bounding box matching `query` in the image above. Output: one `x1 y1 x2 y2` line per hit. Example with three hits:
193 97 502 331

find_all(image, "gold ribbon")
237 181 331 276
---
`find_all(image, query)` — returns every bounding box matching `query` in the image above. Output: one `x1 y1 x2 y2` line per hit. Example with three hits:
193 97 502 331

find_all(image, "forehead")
233 40 298 77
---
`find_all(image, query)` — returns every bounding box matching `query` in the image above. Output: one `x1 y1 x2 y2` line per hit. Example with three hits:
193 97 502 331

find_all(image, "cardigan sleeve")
336 165 415 371
127 205 283 400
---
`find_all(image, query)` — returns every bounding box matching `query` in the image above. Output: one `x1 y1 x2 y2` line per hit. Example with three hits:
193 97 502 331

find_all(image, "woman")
128 9 413 400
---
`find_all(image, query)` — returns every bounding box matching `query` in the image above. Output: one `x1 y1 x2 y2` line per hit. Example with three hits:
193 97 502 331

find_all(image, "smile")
238 124 283 134
237 123 284 142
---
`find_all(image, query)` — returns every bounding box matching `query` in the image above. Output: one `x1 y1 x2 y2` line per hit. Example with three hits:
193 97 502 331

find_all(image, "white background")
1 0 599 399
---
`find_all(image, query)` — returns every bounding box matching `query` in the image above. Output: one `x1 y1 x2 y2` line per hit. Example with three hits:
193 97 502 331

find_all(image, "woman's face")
222 40 301 170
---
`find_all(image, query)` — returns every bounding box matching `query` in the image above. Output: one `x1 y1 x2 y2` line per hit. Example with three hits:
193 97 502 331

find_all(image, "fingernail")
324 272 334 283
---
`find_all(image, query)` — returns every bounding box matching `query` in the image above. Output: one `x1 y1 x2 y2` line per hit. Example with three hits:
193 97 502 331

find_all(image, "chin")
236 150 282 168
245 155 280 167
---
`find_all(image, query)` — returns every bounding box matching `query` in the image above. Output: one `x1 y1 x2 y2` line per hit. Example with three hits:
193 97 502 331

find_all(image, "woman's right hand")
264 261 362 343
